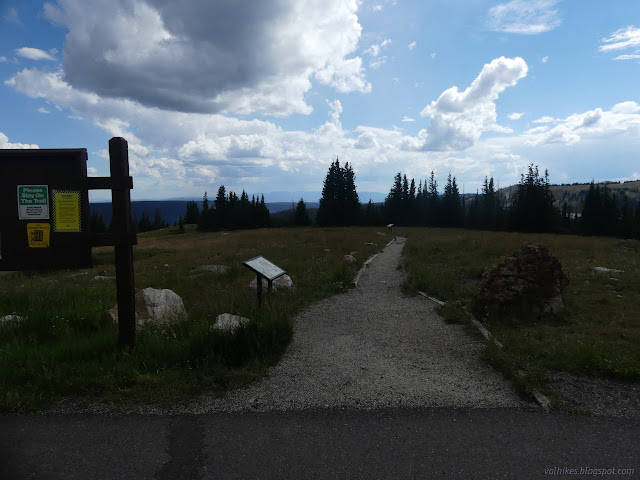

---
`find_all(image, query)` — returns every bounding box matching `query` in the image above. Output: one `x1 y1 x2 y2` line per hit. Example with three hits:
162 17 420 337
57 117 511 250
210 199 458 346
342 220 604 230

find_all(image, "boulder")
474 243 569 321
0 314 24 330
248 274 294 290
102 287 186 329
212 313 250 332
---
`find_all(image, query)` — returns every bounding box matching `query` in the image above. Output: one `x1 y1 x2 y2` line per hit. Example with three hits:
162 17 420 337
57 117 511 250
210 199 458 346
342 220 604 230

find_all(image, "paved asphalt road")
2 407 639 479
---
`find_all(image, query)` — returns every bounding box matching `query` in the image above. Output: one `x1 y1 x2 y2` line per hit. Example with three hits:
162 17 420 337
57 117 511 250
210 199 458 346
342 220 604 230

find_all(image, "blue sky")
1 0 639 201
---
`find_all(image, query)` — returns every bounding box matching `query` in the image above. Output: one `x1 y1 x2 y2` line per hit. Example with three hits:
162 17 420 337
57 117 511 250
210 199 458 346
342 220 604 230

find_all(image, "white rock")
0 314 24 330
376 232 386 236
248 274 294 290
594 267 624 274
344 254 356 263
92 275 114 281
212 313 250 331
102 287 186 329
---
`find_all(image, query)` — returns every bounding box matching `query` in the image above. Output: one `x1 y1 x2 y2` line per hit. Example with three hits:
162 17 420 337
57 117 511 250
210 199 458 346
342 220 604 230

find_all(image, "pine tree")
385 172 404 224
427 171 439 226
317 157 360 226
198 191 210 231
294 198 311 226
214 185 227 228
442 173 463 227
509 164 557 232
184 200 200 225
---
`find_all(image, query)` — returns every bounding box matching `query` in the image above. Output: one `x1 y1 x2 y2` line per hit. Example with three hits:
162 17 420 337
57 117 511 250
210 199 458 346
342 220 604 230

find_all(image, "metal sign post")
243 255 286 306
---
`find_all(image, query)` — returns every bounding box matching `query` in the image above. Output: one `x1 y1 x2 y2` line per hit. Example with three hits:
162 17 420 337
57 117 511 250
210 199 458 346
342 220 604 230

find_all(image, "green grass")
400 228 640 395
0 225 384 412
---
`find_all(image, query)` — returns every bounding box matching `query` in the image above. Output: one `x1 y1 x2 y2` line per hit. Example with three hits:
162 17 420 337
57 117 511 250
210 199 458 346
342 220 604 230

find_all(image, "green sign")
17 185 49 220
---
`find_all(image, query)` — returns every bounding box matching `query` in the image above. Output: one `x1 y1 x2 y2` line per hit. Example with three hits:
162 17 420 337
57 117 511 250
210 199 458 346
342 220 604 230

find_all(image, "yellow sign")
27 223 51 248
53 191 81 232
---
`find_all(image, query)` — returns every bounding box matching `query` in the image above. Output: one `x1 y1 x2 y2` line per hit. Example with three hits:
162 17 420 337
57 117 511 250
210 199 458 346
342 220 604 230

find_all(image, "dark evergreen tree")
151 208 166 230
385 172 404 224
138 210 152 232
441 173 464 227
509 164 557 232
198 191 214 231
427 171 439 226
294 198 311 226
317 157 360 226
184 200 200 224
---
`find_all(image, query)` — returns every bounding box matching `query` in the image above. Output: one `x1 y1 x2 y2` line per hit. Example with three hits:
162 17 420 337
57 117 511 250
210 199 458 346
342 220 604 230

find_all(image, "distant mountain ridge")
90 200 320 226
499 180 640 211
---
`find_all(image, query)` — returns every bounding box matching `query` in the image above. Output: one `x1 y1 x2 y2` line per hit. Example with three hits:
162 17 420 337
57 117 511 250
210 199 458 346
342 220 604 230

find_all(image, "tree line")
315 158 640 239
90 159 640 239
182 185 272 232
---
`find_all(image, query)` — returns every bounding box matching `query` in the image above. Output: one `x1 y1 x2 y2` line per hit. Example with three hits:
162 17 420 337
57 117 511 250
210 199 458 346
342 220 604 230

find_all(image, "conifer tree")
317 157 360 226
184 200 200 225
294 198 311 226
509 164 557 232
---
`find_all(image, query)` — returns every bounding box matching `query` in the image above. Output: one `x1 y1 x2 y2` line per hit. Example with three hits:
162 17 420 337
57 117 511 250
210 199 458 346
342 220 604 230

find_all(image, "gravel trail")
192 237 528 413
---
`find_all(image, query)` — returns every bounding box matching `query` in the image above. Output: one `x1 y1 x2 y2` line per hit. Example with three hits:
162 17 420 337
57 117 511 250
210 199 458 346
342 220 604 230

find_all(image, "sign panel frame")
243 255 286 281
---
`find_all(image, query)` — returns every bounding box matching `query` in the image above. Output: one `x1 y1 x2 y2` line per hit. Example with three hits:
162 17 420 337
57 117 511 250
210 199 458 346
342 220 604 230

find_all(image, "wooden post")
109 137 136 348
257 274 263 307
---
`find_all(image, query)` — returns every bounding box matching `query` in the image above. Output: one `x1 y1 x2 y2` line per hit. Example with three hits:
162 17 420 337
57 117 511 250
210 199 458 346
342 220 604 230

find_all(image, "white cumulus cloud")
407 57 528 151
508 112 524 120
0 132 39 148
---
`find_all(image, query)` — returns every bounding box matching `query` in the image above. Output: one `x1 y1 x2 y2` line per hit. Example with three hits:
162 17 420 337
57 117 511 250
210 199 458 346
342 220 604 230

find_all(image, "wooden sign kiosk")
0 137 138 347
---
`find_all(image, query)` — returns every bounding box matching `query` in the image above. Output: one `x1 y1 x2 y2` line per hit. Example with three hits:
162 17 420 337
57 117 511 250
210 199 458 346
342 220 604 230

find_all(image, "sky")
1 0 639 202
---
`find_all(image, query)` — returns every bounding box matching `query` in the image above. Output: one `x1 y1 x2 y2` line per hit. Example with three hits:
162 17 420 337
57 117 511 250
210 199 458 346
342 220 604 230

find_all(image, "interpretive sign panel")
0 149 91 270
243 255 286 281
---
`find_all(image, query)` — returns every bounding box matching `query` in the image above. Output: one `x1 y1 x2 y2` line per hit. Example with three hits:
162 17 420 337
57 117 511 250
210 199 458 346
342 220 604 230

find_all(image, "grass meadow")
398 227 640 405
0 225 383 411
2 225 638 412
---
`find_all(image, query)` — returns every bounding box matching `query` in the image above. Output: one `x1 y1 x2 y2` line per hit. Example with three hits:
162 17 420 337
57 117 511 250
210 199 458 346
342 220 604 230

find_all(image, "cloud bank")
42 0 370 116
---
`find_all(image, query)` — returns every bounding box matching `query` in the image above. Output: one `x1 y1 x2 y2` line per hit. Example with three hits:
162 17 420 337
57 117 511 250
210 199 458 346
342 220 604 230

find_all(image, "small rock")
324 248 330 253
92 275 114 281
190 265 228 274
344 255 356 263
248 274 294 290
0 314 24 330
594 266 624 274
212 313 249 331
376 232 386 236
